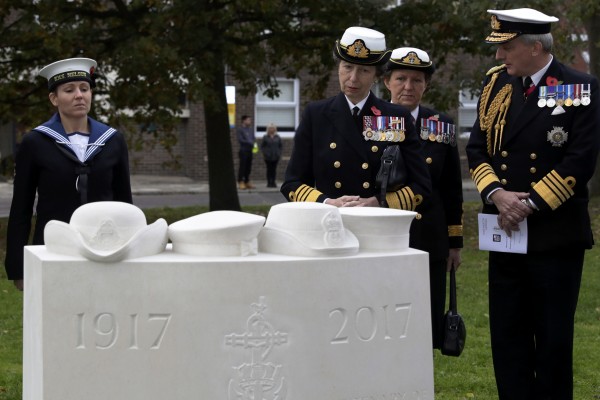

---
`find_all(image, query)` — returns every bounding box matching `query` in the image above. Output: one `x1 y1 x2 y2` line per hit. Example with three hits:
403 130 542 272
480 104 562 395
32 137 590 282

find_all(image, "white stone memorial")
24 202 434 400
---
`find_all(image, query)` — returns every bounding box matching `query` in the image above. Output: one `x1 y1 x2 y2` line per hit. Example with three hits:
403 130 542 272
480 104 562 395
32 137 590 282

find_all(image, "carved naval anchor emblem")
225 297 289 400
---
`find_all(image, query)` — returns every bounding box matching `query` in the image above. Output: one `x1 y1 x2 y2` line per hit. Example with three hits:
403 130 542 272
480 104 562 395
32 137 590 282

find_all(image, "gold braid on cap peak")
478 67 512 156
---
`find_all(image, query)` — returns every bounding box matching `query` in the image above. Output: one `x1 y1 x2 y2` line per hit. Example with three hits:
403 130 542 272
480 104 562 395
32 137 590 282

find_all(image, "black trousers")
238 149 253 183
429 255 447 350
265 159 279 185
488 249 584 400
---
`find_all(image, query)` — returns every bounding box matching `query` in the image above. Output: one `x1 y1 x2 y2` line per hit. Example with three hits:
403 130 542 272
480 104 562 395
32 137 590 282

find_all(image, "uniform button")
330 142 337 149
371 146 379 152
426 157 432 164
501 179 507 185
363 182 370 189
530 153 537 160
469 168 473 174
362 163 369 169
334 161 341 168
501 151 508 157
530 167 536 174
335 181 342 188
501 164 507 171
531 182 536 188
415 213 422 220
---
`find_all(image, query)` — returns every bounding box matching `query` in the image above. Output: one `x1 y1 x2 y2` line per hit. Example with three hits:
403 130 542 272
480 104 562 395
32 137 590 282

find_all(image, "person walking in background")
4 58 132 291
282 26 430 209
261 123 282 188
236 114 255 190
466 8 600 399
383 47 463 350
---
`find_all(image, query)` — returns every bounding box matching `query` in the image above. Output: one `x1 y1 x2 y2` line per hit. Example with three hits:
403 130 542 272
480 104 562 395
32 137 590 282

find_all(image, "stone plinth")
24 246 433 400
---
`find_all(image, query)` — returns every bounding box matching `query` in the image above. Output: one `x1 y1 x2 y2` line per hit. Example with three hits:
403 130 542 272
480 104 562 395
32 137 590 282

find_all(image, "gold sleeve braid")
478 65 513 156
448 225 463 237
385 187 422 211
290 184 323 202
532 170 576 210
471 163 500 193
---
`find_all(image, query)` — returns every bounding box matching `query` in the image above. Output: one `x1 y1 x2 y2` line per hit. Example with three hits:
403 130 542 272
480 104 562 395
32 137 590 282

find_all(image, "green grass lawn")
1 202 599 399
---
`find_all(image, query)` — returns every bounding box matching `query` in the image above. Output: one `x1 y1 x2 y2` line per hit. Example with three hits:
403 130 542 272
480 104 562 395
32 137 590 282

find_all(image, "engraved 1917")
75 312 172 350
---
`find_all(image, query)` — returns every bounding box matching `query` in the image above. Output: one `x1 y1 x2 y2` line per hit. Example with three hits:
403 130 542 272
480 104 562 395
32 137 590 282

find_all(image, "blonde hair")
266 123 277 134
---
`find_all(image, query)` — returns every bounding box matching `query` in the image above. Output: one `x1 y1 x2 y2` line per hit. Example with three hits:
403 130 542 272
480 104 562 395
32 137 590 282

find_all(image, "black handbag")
441 268 467 357
375 144 407 206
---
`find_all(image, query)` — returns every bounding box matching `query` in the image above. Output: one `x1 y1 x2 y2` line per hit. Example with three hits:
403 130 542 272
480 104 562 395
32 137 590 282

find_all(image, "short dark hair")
241 115 251 121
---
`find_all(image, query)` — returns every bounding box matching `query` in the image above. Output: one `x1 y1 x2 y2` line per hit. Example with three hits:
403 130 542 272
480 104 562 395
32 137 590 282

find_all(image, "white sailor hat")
38 57 97 91
386 47 435 75
334 26 391 66
44 201 168 262
338 207 416 251
486 8 559 44
168 211 266 257
258 202 359 257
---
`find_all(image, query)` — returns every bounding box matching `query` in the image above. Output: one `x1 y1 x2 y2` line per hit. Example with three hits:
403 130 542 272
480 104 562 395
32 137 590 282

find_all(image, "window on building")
458 89 479 139
255 79 299 139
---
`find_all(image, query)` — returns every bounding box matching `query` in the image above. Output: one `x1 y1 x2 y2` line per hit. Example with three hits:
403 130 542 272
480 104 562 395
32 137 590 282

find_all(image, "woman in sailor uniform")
4 58 132 290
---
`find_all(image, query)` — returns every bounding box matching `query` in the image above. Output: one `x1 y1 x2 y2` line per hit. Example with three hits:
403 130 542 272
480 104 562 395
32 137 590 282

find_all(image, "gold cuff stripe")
472 163 500 193
294 184 322 202
532 170 575 210
385 192 401 209
385 187 420 210
448 225 463 237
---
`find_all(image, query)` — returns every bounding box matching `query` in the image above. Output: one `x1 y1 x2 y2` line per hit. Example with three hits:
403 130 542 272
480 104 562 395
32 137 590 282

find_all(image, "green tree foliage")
0 0 388 210
1 0 598 207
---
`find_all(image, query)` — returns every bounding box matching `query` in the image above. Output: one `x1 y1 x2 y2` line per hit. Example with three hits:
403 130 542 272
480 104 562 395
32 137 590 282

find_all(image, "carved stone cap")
259 202 359 257
168 211 266 257
44 201 168 262
338 207 416 251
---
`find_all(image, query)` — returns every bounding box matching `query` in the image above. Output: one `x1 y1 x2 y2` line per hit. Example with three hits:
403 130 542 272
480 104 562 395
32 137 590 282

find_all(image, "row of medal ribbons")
419 119 457 147
537 83 591 108
362 116 406 142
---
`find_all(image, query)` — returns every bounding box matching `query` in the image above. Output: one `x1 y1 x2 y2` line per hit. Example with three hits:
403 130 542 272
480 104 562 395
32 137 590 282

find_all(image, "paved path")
0 175 478 217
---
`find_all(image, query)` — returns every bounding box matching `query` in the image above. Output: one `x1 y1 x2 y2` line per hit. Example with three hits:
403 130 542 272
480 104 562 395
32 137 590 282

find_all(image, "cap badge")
400 51 423 65
346 39 370 59
491 15 501 30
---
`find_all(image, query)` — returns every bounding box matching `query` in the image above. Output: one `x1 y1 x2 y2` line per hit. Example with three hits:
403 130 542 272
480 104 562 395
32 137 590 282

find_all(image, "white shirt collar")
527 55 553 87
345 94 369 113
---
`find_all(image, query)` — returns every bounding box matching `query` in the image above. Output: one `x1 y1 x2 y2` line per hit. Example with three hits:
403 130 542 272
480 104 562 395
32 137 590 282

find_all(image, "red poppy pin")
546 76 562 86
371 106 381 116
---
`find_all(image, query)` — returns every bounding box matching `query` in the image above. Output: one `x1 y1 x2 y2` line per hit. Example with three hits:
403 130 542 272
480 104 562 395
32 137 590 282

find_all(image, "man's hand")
490 189 533 236
326 195 379 207
14 279 23 291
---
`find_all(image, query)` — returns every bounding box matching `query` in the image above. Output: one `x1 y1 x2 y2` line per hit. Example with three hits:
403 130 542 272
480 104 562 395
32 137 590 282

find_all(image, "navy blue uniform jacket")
282 92 431 210
4 114 132 280
466 59 600 252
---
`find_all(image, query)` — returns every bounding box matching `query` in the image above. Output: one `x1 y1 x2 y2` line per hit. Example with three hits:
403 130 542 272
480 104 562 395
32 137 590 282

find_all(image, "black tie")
352 106 360 117
523 76 535 98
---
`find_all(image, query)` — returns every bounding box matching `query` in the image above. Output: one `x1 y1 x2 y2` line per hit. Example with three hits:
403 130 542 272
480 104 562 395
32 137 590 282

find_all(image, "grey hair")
519 33 554 53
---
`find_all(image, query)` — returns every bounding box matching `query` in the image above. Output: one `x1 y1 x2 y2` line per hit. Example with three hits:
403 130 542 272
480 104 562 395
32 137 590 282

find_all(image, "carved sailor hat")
334 26 391 66
44 201 168 262
485 8 558 44
168 211 266 257
38 57 97 91
338 207 416 251
386 47 435 75
258 202 359 257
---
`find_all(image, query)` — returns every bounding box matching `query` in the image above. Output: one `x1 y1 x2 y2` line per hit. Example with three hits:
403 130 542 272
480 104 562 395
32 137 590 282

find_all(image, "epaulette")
486 64 506 76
